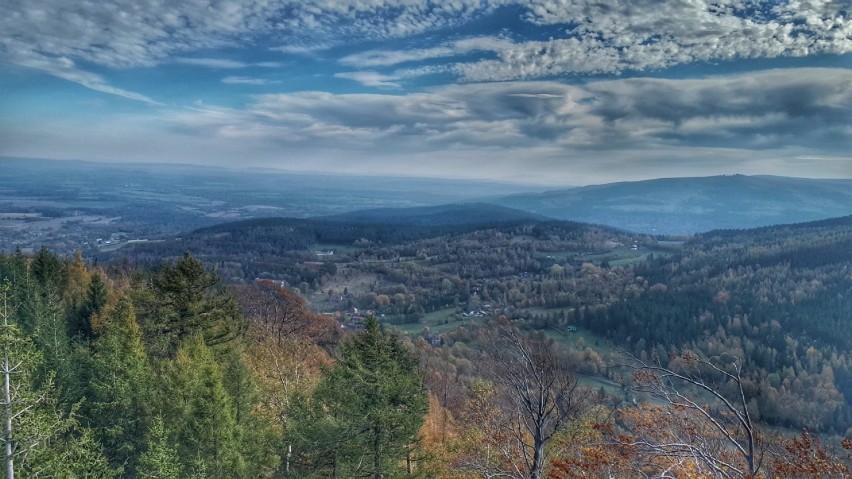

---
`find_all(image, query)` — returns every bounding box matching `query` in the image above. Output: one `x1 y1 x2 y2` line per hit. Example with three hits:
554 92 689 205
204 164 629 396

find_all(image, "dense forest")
109 213 852 434
0 215 850 477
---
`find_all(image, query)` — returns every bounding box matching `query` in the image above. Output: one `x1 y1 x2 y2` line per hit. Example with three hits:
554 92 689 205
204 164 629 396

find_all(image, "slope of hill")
491 175 852 235
582 215 852 431
104 202 852 433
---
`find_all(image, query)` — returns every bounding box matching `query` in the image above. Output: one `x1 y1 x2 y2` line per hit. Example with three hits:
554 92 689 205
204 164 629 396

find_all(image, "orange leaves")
632 368 660 386
771 429 851 479
232 279 341 346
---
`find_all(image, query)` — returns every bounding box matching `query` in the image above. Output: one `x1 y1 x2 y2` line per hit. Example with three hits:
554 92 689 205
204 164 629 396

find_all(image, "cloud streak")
221 76 282 85
175 58 283 69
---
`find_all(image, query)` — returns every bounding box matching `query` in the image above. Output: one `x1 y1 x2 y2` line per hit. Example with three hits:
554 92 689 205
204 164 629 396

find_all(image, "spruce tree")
86 296 152 473
161 335 244 478
146 252 244 356
75 272 108 339
288 316 427 478
137 416 180 479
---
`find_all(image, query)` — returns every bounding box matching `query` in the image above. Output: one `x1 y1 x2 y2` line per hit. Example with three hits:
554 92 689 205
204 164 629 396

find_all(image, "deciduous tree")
623 350 764 479
460 318 590 479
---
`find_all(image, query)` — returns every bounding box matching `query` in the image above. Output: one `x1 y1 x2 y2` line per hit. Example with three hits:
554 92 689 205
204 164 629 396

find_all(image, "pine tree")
146 252 245 355
136 416 181 479
288 316 428 478
161 335 244 478
86 296 152 473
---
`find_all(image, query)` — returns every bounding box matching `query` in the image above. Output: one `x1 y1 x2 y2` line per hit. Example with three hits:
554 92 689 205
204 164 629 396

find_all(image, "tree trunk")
373 427 383 479
530 435 544 479
2 290 14 479
4 354 13 479
406 446 412 475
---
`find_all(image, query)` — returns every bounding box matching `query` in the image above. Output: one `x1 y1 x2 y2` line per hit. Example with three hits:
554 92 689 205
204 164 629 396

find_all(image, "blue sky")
1 0 850 185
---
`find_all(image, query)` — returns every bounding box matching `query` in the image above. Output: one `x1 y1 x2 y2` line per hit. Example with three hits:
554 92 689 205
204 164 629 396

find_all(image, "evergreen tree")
30 247 66 297
288 316 427 478
15 263 77 409
86 296 152 473
75 272 108 339
137 416 181 479
217 347 280 477
146 252 245 355
161 335 245 478
0 281 117 478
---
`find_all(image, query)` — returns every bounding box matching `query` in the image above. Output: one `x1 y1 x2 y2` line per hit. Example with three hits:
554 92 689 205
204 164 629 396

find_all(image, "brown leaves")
771 429 851 479
231 279 341 347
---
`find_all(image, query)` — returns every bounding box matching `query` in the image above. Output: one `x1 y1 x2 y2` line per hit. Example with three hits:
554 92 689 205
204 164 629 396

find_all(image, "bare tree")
1 282 13 479
621 349 763 479
460 318 590 479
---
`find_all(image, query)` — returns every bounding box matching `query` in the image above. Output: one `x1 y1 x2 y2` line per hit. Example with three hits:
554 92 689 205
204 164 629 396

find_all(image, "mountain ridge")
490 174 852 234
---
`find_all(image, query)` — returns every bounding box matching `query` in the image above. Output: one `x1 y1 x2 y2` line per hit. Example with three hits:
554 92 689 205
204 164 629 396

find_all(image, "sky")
1 0 850 186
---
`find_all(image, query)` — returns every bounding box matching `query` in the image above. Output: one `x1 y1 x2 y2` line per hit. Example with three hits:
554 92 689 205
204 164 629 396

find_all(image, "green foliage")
30 247 67 296
14 258 79 410
158 334 278 478
217 346 280 477
145 252 245 356
0 282 117 478
75 272 108 339
0 251 283 477
85 296 152 472
287 316 428 478
136 416 181 479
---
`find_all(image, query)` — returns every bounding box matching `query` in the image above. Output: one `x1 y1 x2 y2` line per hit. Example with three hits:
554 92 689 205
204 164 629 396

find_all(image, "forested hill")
106 203 582 260
491 175 852 234
103 204 605 281
583 214 852 431
318 203 548 225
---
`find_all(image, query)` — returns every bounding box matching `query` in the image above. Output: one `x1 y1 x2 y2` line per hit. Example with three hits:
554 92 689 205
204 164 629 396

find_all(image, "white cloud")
8 53 161 105
5 68 850 184
222 76 281 85
176 58 283 69
2 0 850 95
451 0 852 81
334 71 401 88
271 44 333 55
0 0 494 99
333 1 852 82
176 58 250 69
339 36 516 67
